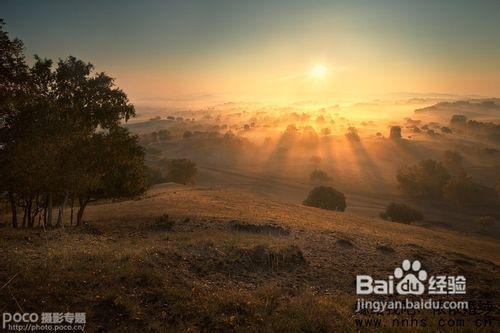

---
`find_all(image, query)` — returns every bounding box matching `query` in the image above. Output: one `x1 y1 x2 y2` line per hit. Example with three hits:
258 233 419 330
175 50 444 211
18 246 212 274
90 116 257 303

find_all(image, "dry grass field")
1 183 498 331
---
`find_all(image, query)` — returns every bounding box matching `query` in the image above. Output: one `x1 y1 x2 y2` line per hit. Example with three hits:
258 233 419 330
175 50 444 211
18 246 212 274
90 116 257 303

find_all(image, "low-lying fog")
125 98 500 235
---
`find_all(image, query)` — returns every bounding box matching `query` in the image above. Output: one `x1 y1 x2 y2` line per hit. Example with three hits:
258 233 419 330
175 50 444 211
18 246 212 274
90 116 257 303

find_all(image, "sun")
310 64 327 79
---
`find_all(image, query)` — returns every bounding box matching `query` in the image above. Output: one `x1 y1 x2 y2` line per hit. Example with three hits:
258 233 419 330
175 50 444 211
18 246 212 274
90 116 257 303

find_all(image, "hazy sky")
1 0 500 105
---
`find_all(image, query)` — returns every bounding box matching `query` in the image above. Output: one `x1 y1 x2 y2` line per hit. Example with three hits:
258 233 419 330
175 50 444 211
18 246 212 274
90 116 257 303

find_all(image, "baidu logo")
394 259 427 295
356 259 466 295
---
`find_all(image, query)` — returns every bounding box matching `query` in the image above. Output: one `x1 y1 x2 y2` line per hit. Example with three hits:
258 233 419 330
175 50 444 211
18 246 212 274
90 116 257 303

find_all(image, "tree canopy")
0 20 148 228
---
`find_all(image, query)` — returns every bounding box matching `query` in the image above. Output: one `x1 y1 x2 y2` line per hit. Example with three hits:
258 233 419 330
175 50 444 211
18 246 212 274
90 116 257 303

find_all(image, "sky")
1 0 500 106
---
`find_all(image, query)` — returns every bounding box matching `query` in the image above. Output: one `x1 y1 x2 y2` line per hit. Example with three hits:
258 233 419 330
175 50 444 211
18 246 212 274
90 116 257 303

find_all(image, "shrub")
396 159 450 198
183 130 193 139
164 158 197 184
380 203 424 223
309 169 331 182
303 186 346 212
474 216 495 229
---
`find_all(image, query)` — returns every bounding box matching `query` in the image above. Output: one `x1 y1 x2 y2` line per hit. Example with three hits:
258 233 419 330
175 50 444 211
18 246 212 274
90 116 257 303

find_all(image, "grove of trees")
396 151 499 208
397 159 450 198
0 20 148 228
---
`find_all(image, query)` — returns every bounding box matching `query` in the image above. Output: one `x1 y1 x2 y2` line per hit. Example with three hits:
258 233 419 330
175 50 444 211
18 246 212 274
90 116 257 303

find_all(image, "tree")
0 20 145 228
396 159 450 198
380 203 424 223
74 128 148 225
0 19 30 228
389 126 402 139
163 158 197 185
303 186 346 212
345 127 360 142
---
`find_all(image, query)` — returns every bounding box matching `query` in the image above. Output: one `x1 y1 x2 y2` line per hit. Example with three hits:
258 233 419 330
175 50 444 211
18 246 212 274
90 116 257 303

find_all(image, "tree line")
0 19 148 228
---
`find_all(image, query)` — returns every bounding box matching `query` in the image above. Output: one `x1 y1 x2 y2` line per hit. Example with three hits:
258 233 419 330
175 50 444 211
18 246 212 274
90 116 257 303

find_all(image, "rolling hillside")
0 183 498 331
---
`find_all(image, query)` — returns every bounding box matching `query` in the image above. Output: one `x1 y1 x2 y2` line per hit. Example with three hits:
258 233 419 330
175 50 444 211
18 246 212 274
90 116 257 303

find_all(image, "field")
1 184 498 331
1 4 500 331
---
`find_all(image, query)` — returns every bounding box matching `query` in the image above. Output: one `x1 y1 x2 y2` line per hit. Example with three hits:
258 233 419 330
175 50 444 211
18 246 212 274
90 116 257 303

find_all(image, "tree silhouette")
0 20 148 228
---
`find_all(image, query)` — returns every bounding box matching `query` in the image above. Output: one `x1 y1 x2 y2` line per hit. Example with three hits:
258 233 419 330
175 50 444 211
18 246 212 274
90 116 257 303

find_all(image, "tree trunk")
27 199 33 228
8 192 17 228
47 193 53 227
56 191 69 228
22 207 28 228
43 201 47 227
76 197 88 226
70 194 75 226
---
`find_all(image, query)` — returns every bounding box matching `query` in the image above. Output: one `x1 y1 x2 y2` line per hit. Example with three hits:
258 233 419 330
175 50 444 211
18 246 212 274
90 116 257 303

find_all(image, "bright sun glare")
310 64 327 79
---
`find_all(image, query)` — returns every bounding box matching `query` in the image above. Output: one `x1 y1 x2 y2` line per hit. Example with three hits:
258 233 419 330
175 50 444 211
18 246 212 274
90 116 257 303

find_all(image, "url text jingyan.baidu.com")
356 298 469 313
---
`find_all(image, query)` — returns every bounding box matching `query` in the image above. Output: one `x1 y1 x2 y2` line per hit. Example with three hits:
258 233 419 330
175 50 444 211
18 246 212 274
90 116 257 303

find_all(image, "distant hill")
415 99 500 120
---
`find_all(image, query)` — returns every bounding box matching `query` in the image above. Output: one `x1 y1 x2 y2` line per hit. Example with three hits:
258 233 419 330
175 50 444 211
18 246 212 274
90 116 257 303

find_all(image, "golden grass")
0 184 498 331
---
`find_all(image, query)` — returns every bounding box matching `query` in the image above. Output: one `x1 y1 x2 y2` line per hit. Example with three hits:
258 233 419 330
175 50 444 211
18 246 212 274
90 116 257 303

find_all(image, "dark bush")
380 203 424 223
303 186 346 212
